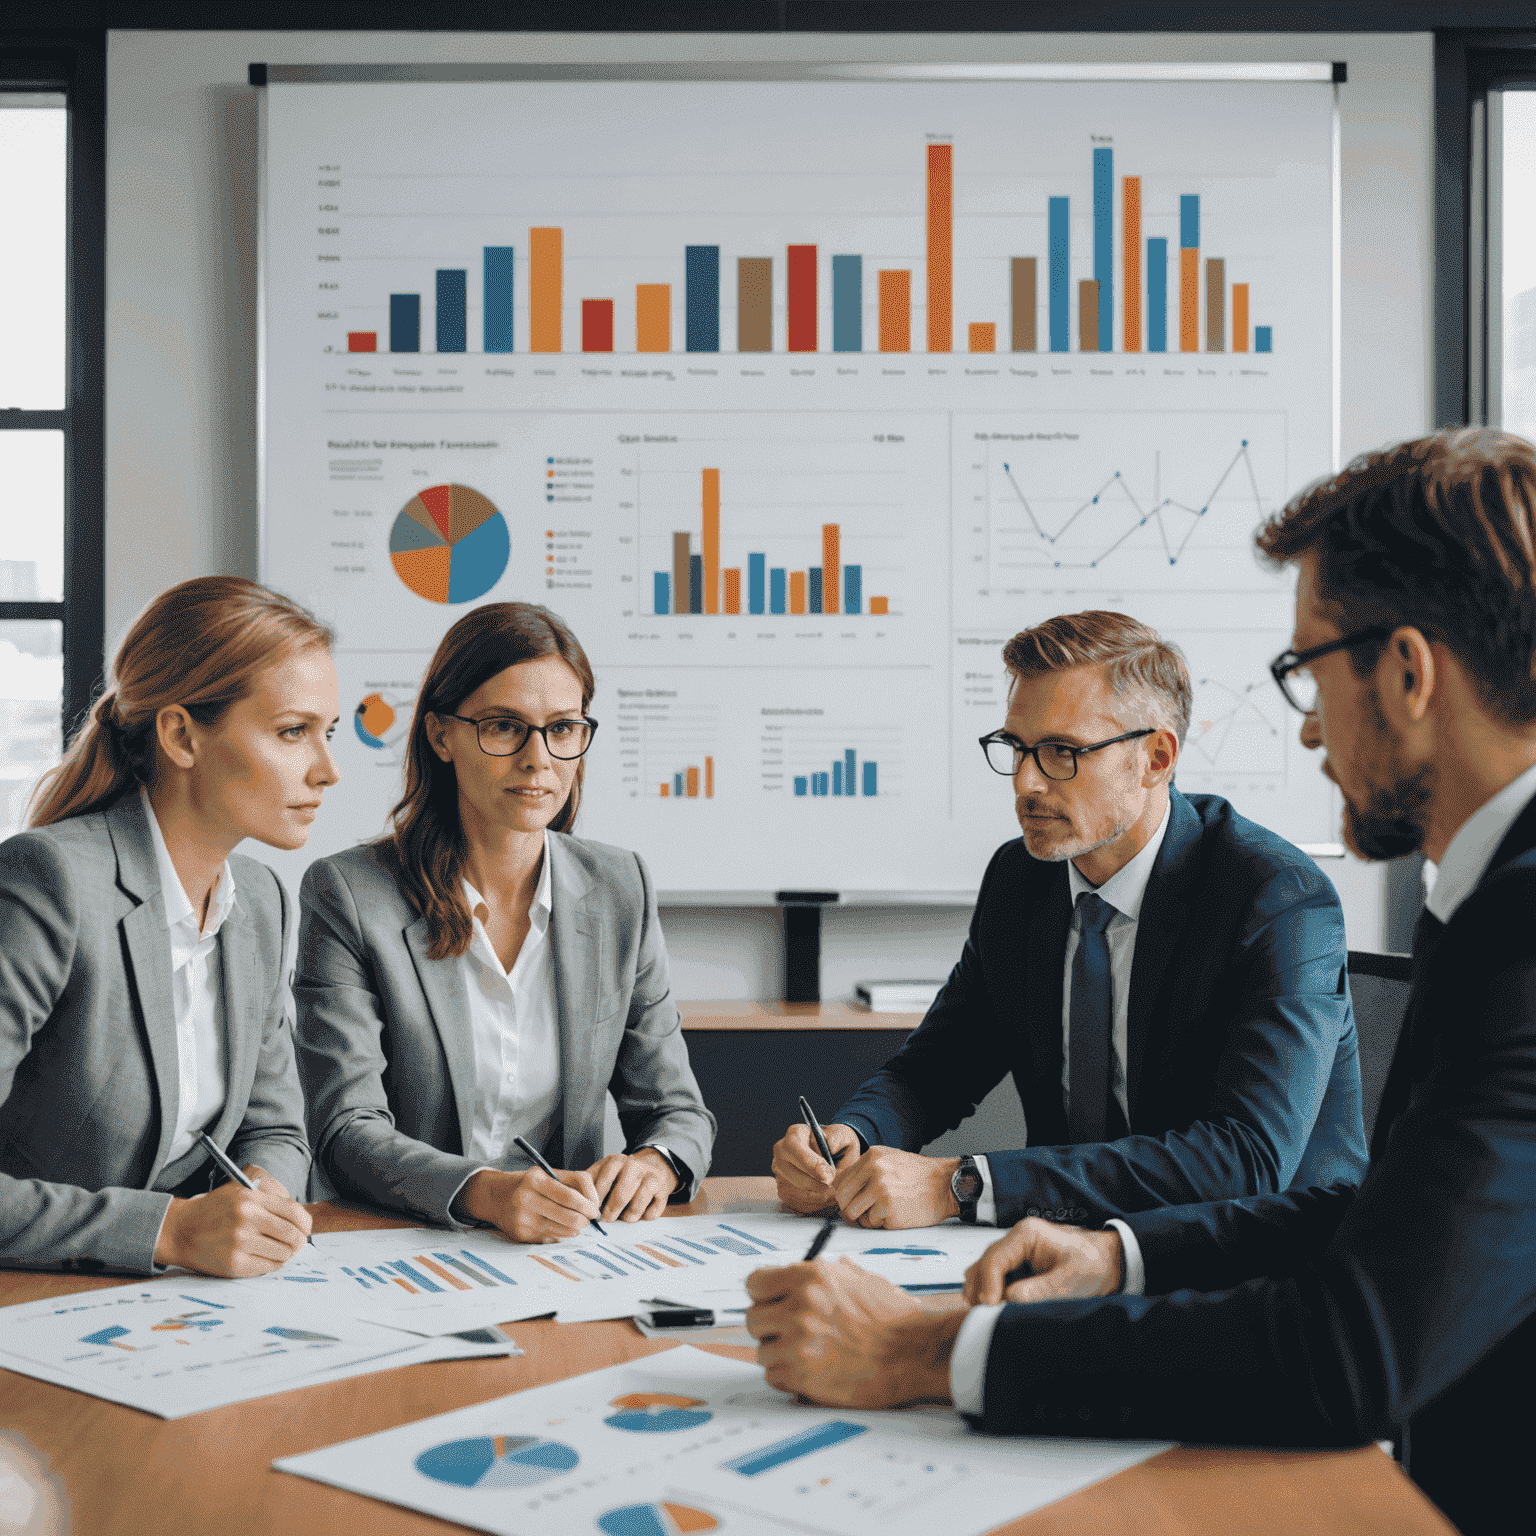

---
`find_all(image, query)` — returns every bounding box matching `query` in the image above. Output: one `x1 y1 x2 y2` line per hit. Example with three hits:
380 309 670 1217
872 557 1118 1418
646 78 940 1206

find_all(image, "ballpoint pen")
513 1133 607 1236
196 1131 316 1247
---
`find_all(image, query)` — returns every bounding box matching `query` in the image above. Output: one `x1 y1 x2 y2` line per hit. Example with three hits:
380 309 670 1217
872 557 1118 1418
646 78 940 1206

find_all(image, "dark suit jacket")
971 793 1536 1536
837 788 1367 1225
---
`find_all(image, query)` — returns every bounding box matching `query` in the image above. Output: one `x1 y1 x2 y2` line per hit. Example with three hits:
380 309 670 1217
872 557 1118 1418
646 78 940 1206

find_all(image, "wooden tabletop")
679 1000 920 1030
0 1177 1453 1536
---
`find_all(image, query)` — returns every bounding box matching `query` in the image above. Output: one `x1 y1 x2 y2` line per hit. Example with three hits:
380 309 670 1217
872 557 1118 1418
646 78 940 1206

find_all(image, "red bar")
347 331 377 353
787 245 817 353
581 299 614 353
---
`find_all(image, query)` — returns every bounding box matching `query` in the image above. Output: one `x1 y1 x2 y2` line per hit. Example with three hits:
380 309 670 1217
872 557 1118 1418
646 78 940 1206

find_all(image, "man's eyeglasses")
438 712 599 759
978 727 1156 781
1269 626 1392 713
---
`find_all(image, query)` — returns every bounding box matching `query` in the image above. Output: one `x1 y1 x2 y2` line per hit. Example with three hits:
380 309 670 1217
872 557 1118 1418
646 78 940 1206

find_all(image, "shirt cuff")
973 1155 998 1227
447 1166 498 1227
1105 1218 1145 1295
949 1303 1006 1415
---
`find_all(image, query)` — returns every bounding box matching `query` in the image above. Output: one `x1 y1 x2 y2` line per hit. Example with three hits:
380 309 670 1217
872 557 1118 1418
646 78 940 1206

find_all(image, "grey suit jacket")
0 795 311 1272
295 833 716 1226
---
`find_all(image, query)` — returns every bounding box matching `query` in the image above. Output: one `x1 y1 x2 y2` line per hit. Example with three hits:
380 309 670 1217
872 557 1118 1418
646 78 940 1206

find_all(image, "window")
1493 91 1536 443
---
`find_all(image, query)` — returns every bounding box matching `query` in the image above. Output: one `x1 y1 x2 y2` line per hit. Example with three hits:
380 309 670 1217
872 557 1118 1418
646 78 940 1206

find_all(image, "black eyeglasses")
1269 626 1392 713
438 712 599 759
978 726 1156 781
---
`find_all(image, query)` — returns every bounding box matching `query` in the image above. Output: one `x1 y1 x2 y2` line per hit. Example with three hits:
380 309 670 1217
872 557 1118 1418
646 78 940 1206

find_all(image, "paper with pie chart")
274 1344 1170 1536
389 482 511 604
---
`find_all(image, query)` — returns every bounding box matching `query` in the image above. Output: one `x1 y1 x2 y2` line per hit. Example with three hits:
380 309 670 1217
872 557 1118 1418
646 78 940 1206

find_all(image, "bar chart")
610 684 721 804
761 716 902 802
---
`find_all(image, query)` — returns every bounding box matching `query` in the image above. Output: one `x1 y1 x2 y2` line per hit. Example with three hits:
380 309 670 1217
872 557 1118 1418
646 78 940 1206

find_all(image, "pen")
513 1133 607 1236
196 1131 316 1247
803 1214 838 1262
797 1095 842 1169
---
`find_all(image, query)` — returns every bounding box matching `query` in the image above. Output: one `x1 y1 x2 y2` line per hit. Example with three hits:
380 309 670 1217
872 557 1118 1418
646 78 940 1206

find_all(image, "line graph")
1186 673 1283 774
999 439 1262 570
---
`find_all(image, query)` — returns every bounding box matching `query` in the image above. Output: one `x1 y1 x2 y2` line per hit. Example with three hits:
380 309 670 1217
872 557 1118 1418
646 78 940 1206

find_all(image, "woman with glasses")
294 603 714 1241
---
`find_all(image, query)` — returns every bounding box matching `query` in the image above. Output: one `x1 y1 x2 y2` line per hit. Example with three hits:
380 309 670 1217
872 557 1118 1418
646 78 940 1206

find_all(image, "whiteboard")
259 65 1340 898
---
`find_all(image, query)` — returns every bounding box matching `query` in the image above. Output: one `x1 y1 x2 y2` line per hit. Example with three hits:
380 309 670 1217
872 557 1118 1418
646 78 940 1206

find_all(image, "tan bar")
1206 258 1225 352
1079 280 1099 353
737 258 772 353
1010 258 1037 352
672 531 690 617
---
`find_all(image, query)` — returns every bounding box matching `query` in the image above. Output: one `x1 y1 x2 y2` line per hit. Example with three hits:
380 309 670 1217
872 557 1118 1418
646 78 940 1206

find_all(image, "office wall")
106 28 1434 996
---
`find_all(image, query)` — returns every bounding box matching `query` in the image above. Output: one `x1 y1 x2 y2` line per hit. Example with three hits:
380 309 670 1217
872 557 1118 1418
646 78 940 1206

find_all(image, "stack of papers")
277 1344 1172 1536
854 980 944 1012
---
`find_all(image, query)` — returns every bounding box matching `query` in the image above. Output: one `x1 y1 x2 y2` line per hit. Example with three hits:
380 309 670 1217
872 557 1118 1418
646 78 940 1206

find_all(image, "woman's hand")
456 1166 603 1243
154 1164 312 1277
587 1148 679 1222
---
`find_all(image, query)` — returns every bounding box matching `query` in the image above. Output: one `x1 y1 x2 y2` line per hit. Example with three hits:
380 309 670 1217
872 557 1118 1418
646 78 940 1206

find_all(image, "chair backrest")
1347 950 1412 1143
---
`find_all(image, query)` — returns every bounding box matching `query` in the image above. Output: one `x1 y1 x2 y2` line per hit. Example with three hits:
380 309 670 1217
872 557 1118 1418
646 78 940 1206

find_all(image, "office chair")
1347 950 1412 1143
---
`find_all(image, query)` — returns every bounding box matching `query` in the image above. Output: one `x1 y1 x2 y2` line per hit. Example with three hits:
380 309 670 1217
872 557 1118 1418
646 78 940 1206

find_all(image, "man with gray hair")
772 609 1366 1232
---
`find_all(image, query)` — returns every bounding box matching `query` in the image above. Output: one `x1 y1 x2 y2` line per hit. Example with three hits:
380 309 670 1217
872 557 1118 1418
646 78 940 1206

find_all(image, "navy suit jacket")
971 794 1536 1536
837 787 1367 1225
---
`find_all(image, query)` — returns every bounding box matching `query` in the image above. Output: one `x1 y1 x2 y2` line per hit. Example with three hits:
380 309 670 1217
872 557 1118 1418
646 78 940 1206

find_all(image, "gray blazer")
295 833 715 1227
0 795 311 1272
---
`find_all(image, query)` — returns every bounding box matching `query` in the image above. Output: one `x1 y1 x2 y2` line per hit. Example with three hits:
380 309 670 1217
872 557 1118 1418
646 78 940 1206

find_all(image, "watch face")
955 1168 983 1202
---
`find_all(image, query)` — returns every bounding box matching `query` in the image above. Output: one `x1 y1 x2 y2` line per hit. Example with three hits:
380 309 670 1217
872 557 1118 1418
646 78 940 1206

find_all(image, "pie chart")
353 690 411 752
413 1434 578 1488
389 483 510 604
604 1392 712 1434
597 1503 720 1536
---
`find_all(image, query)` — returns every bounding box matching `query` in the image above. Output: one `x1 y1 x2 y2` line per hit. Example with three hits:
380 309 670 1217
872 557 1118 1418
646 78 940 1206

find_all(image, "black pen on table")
513 1133 607 1236
196 1131 316 1247
797 1097 844 1261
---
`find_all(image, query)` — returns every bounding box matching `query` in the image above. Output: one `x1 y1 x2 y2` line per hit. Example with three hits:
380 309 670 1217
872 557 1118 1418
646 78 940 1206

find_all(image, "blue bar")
811 775 822 796
435 270 466 352
808 568 823 614
863 761 877 796
665 1235 719 1256
650 1240 705 1265
674 773 684 797
457 1249 517 1285
1147 239 1168 353
342 1267 371 1289
832 255 863 352
435 1253 496 1287
794 777 808 795
845 749 856 792
1048 198 1069 353
1256 326 1273 353
689 554 703 614
844 564 861 614
686 246 720 351
832 761 843 795
484 247 514 352
578 1248 629 1278
596 1244 652 1272
770 568 787 614
748 553 766 614
1180 195 1200 250
818 772 830 795
359 1267 388 1285
1093 147 1113 352
724 1421 869 1477
609 1243 662 1270
654 572 670 614
389 294 420 353
390 1260 444 1294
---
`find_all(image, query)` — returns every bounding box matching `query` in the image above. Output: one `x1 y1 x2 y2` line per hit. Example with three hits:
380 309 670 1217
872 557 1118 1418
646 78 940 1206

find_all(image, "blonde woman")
0 577 339 1275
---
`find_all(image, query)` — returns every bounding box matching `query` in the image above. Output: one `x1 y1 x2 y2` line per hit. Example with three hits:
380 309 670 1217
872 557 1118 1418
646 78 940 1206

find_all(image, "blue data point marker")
1092 496 1099 504
1241 439 1248 447
1169 557 1177 565
1003 463 1010 471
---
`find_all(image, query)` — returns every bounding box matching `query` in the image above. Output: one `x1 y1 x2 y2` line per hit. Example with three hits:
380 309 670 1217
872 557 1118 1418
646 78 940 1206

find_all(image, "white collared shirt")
1424 760 1536 924
461 836 563 1166
140 788 235 1167
972 800 1173 1225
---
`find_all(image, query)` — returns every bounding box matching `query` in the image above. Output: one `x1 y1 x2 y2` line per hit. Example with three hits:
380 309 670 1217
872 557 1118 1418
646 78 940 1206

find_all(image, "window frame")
0 38 105 740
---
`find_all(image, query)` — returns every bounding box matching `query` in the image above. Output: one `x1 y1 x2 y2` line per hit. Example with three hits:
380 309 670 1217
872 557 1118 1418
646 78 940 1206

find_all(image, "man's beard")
1341 701 1434 861
1016 796 1132 863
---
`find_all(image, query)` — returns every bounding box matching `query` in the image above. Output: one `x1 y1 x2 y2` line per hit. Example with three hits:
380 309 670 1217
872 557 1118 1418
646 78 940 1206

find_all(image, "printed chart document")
276 1343 1171 1536
0 1280 509 1418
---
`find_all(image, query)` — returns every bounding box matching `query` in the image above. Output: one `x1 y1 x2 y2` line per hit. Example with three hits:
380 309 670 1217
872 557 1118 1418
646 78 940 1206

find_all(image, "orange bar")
1233 283 1250 352
636 283 670 352
390 1276 418 1293
637 1244 686 1269
530 227 562 353
415 1256 471 1291
789 572 807 614
967 323 996 353
659 783 670 797
878 271 911 352
1123 177 1142 352
1179 247 1199 352
705 756 714 797
723 567 741 614
870 596 889 615
822 523 840 616
531 1253 579 1280
926 144 953 353
701 468 720 615
686 767 699 798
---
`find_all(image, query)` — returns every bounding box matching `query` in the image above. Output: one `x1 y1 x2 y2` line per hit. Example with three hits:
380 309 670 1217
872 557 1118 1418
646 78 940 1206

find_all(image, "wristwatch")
951 1155 983 1224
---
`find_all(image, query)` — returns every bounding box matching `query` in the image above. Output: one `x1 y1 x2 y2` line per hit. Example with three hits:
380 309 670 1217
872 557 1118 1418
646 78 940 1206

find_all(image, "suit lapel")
1126 789 1200 1121
1022 862 1073 1145
106 795 182 1178
208 888 262 1153
547 836 603 1169
404 915 478 1158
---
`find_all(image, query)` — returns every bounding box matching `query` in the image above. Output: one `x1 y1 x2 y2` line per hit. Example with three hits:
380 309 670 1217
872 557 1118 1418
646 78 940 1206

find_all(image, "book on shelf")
854 980 943 1012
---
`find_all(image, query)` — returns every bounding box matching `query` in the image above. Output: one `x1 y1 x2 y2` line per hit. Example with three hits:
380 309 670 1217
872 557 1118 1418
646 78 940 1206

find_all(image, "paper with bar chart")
262 72 1339 891
275 1345 1171 1536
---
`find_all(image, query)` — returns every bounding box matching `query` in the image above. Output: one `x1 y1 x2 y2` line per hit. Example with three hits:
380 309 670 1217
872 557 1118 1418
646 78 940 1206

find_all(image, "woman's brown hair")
378 602 595 960
28 577 335 828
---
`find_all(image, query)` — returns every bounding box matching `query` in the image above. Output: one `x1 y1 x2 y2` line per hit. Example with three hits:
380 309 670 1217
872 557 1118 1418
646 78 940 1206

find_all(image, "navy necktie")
1068 892 1120 1143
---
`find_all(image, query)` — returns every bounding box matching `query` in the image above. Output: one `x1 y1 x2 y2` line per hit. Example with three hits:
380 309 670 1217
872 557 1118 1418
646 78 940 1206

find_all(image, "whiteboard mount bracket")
777 891 840 1004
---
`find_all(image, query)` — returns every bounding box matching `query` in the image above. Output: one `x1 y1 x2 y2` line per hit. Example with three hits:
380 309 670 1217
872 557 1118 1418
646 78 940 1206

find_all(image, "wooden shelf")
679 1000 921 1031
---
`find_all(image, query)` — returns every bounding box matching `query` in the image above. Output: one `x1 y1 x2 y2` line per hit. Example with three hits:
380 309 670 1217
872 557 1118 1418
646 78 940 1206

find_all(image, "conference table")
0 1178 1454 1536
